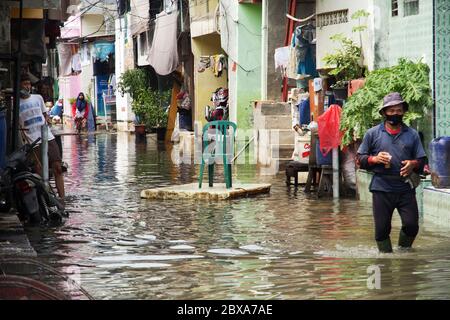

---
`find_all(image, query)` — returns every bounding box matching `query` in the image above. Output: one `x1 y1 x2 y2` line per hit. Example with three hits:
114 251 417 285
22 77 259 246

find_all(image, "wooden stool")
285 161 309 187
304 164 321 192
317 165 333 197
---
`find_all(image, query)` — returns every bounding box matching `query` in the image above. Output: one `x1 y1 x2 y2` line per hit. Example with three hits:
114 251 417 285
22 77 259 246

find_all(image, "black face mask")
386 114 403 125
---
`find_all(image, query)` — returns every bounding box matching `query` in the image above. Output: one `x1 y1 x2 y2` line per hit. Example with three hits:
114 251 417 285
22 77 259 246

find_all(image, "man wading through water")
357 92 427 253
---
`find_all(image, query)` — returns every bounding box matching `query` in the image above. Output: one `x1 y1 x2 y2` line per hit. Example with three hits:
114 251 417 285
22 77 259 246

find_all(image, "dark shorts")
30 139 62 165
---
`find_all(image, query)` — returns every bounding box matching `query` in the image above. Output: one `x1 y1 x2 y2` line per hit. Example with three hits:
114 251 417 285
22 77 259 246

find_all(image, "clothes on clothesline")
198 56 211 72
294 24 317 78
147 11 179 76
286 34 298 79
198 54 227 77
274 46 290 76
285 23 318 81
57 43 82 77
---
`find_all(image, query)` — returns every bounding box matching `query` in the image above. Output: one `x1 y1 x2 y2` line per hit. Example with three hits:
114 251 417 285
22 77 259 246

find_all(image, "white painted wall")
316 0 375 71
115 17 134 129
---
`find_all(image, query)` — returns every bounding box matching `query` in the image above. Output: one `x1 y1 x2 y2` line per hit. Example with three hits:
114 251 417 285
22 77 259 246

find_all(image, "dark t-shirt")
357 123 427 193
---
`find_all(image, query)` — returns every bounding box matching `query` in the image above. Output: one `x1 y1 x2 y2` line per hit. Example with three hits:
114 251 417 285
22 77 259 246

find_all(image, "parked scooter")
0 137 66 224
204 87 229 122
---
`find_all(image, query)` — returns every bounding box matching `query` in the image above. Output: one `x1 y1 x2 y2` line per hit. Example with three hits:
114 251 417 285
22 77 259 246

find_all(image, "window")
138 32 148 56
404 0 419 16
392 0 399 16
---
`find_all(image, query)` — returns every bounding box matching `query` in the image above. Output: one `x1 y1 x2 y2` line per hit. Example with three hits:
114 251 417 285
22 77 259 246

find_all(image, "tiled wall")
434 0 450 137
424 187 450 226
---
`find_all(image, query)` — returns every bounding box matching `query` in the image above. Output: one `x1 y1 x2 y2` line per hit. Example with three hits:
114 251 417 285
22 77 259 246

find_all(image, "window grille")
317 9 349 28
392 0 399 16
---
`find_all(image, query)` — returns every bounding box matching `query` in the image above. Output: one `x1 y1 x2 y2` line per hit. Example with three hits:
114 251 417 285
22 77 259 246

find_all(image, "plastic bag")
317 104 344 156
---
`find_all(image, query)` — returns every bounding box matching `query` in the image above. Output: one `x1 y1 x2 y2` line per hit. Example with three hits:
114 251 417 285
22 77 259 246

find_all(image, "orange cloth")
348 79 366 97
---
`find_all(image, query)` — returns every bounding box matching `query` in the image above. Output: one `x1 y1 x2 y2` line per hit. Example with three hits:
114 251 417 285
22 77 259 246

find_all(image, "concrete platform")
141 183 271 200
423 187 450 226
0 213 36 258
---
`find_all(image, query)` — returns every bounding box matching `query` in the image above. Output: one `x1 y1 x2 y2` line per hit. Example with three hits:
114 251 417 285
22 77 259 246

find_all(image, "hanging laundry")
72 53 82 74
210 54 227 77
198 56 211 72
57 43 73 77
147 11 179 76
274 46 290 76
93 41 115 63
294 25 318 79
287 33 298 79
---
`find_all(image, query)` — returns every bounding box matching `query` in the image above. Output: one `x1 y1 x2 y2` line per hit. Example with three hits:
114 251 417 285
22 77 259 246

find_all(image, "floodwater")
25 133 450 299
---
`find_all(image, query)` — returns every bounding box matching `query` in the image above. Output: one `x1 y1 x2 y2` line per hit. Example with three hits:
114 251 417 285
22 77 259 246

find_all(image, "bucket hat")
378 92 409 114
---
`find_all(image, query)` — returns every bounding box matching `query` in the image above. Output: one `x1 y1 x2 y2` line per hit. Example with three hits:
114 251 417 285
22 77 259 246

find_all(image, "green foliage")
117 69 149 101
323 34 365 85
323 10 369 87
133 89 171 128
117 68 171 128
340 59 433 146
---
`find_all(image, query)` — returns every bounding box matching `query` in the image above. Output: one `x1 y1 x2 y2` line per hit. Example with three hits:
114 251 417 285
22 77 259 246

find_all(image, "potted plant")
118 69 172 140
137 89 171 141
323 10 369 100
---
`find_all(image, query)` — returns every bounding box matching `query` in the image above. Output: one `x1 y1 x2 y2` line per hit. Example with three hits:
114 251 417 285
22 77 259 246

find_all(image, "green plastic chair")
198 120 237 189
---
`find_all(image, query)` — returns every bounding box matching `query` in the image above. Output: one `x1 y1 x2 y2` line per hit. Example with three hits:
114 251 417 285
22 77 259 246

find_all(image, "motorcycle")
204 87 229 122
0 137 66 224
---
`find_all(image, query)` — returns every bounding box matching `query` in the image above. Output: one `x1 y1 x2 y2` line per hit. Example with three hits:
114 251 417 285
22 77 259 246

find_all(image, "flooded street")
27 133 450 300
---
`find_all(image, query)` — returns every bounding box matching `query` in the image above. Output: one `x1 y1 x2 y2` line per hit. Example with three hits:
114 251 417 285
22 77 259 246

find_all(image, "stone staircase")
253 101 295 174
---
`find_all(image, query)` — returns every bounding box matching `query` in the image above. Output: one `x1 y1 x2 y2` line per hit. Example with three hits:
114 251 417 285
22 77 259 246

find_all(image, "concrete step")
254 115 292 130
271 144 295 159
257 129 295 145
259 102 291 116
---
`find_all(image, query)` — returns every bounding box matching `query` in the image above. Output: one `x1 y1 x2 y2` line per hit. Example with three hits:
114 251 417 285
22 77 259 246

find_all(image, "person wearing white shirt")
19 75 65 203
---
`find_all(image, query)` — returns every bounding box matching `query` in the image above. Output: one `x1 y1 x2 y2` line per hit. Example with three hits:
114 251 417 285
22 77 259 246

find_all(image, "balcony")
190 0 219 37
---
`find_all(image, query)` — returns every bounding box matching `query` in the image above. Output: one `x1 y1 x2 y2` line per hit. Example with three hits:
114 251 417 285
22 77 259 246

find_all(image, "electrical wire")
217 0 259 74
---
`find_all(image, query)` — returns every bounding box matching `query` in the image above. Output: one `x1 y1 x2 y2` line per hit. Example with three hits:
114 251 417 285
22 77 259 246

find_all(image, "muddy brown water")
23 133 450 299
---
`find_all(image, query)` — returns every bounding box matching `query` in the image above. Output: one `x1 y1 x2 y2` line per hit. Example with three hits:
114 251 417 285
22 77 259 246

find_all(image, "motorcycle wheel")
36 194 49 223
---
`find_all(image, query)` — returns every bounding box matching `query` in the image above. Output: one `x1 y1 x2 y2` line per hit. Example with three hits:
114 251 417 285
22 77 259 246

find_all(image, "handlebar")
21 137 41 154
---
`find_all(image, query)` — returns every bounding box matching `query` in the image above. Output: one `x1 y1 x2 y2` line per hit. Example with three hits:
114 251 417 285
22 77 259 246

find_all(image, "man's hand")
373 152 391 165
400 160 417 177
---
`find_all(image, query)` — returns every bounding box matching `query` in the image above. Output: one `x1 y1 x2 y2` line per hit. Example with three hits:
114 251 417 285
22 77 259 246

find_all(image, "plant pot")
156 127 167 141
332 87 348 101
134 124 146 136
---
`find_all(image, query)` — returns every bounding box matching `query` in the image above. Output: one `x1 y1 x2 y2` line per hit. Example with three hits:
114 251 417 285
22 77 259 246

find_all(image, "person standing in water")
356 92 427 253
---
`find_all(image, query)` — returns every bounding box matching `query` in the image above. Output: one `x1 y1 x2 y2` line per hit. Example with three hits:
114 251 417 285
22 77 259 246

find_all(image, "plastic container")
0 111 6 169
293 133 311 164
429 136 450 188
298 98 310 126
316 137 332 166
